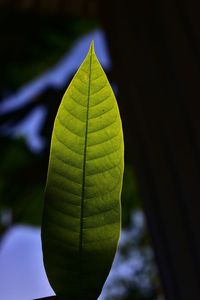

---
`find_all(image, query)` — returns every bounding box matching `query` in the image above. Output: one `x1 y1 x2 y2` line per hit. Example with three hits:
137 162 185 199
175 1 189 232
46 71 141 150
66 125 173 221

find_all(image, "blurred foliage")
121 164 141 227
0 10 98 95
0 11 162 300
0 137 47 232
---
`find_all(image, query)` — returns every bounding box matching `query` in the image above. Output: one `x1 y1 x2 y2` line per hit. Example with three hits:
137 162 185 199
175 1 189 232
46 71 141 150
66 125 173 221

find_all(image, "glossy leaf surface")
42 42 124 299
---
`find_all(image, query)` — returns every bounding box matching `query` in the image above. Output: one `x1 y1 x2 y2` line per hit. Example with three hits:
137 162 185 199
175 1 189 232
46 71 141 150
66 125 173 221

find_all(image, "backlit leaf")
42 41 124 299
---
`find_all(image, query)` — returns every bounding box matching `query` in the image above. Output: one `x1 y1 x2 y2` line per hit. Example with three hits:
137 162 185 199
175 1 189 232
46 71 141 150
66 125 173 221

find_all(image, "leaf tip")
89 40 95 53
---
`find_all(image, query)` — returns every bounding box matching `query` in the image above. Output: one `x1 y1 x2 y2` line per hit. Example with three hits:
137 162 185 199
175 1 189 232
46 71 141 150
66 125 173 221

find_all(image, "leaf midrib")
79 45 93 259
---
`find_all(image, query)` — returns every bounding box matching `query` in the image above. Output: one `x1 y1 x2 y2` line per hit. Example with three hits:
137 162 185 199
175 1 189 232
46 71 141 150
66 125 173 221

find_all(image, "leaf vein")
86 177 121 199
63 105 85 123
57 116 84 138
86 163 120 177
87 129 120 147
87 145 122 161
89 92 112 108
84 204 118 218
52 168 82 186
89 104 114 120
46 203 80 220
73 83 87 96
50 182 81 198
88 117 118 134
90 84 107 96
54 133 83 157
68 93 86 108
53 154 82 170
83 221 118 230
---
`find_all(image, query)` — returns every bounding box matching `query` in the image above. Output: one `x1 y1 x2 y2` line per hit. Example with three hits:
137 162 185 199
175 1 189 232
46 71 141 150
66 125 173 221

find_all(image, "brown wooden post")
99 0 200 299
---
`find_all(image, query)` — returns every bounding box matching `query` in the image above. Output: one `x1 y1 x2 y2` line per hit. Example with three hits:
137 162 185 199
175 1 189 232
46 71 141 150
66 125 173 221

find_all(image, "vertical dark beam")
99 0 200 299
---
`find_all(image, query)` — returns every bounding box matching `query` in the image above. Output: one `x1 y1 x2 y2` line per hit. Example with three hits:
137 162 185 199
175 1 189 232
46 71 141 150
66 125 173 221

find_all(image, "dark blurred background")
1 1 200 300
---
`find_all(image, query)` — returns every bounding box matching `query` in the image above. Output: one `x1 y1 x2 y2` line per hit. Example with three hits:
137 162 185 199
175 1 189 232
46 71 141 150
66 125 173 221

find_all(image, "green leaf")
41 41 124 299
